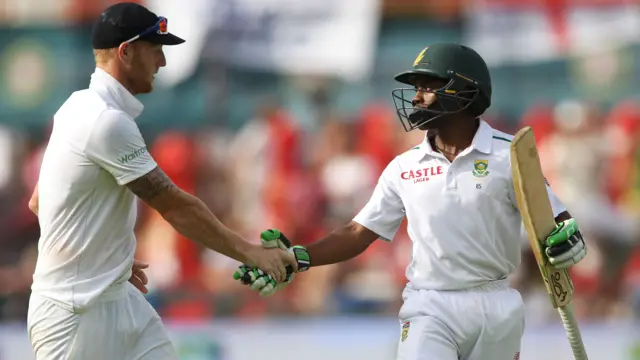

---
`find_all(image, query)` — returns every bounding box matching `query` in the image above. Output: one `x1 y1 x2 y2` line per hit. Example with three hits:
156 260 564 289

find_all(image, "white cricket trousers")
27 282 178 360
396 279 524 360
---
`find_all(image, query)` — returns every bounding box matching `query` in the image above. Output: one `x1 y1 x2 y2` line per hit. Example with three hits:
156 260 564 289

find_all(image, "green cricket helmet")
391 43 492 131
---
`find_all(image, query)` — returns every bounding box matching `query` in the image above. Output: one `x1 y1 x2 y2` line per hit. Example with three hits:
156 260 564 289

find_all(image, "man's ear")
117 42 132 64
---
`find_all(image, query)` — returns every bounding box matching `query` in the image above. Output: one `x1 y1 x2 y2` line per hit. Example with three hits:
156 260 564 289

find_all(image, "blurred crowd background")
2 0 640 337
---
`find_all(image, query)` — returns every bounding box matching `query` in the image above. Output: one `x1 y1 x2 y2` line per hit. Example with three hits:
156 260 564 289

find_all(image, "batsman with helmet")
235 43 587 360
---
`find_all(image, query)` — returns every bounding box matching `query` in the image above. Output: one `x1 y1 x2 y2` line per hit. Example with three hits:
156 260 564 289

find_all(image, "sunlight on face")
128 42 166 94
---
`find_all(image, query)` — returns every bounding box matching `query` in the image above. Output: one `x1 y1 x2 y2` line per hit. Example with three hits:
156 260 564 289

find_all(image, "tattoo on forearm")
126 167 176 202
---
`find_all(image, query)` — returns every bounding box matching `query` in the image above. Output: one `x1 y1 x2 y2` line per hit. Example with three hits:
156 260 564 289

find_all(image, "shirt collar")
417 119 494 161
89 68 144 119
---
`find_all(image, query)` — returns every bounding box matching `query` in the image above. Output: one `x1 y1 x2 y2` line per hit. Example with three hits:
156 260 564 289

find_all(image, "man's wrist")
235 241 258 265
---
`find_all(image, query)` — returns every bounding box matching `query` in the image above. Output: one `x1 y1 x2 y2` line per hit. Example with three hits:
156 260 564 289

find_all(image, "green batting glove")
546 218 578 247
233 265 252 284
233 265 279 297
544 218 587 269
233 230 312 297
260 229 291 250
260 229 310 274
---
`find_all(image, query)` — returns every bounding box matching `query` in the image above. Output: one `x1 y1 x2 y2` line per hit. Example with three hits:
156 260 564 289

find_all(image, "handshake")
234 229 311 297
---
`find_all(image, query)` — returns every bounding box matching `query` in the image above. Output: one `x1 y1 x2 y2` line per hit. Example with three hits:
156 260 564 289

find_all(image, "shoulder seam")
84 109 135 158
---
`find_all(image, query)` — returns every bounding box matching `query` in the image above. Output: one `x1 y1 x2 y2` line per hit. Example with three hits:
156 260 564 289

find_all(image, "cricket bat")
510 126 588 360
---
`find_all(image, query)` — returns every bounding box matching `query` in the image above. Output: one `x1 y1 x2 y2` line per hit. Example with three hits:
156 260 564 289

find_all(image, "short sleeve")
544 181 567 217
353 158 405 242
85 110 157 185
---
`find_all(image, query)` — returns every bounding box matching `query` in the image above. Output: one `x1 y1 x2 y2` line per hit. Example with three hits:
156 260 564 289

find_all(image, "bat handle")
558 304 589 360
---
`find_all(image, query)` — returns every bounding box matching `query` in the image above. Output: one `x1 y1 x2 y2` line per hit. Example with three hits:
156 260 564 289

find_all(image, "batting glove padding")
233 229 311 297
545 218 587 269
233 265 279 297
260 229 310 274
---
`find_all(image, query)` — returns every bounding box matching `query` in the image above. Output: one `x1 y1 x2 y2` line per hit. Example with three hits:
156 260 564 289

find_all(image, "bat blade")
510 126 574 308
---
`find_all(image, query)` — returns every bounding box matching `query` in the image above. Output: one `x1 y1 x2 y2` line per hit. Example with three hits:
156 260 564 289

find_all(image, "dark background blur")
2 0 640 359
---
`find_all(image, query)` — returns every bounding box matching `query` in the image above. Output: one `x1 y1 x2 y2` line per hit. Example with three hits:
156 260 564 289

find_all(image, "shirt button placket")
446 163 457 189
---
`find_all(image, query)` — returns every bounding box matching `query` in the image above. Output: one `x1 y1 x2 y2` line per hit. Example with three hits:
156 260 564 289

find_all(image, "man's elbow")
158 190 201 223
29 183 39 215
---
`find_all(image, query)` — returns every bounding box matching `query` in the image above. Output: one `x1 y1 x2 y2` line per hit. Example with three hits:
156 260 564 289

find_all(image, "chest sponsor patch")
400 166 443 183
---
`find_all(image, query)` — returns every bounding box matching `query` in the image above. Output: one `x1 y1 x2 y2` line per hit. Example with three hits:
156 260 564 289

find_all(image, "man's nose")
412 91 424 107
413 92 436 107
158 51 167 67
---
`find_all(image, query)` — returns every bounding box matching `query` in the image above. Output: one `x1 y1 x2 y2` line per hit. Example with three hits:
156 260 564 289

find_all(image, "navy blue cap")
92 2 185 50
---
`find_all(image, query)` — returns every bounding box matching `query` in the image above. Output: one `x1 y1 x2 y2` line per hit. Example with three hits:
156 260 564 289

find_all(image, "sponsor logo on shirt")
118 147 148 165
400 166 443 183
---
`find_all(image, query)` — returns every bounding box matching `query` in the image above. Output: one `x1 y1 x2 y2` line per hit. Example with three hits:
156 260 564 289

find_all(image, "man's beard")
408 108 445 131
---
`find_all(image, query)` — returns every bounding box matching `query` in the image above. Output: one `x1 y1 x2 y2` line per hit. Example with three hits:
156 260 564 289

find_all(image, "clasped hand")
233 229 310 297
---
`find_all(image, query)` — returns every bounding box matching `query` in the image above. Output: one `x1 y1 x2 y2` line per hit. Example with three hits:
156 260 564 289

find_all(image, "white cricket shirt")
32 68 157 311
353 120 566 291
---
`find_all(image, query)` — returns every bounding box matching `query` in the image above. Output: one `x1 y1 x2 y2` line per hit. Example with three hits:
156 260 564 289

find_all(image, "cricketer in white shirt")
27 4 296 360
239 121 574 360
235 42 587 360
33 68 155 311
29 69 293 360
27 67 179 360
355 122 569 360
28 64 294 360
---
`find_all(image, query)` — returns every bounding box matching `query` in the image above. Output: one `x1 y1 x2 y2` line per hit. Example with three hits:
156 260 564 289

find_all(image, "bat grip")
557 304 589 360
